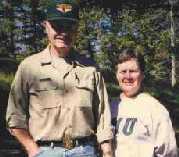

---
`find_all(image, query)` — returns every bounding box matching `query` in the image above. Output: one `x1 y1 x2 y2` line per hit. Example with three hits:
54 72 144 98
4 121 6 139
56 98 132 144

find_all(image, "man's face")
44 20 77 56
116 58 143 98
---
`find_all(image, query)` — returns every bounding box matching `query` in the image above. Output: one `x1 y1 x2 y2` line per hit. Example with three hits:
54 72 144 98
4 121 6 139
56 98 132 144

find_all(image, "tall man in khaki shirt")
6 0 113 157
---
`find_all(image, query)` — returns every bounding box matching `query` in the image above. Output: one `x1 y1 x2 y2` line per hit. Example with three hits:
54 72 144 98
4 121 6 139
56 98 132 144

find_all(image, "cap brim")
48 17 78 25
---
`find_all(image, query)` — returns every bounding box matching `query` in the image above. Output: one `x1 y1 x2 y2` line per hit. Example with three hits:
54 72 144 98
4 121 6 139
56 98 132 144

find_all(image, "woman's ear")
141 72 145 82
115 64 119 80
116 70 119 82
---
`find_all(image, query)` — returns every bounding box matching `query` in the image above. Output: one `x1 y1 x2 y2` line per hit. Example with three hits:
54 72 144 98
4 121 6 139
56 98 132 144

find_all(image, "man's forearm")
9 128 40 157
100 140 113 157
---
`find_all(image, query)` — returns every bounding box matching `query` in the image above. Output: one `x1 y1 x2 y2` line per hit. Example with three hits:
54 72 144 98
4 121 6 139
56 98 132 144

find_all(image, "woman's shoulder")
110 98 120 118
137 92 169 117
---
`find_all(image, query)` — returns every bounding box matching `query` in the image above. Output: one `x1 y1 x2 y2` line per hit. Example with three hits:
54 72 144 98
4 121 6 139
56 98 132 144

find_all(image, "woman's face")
116 58 143 98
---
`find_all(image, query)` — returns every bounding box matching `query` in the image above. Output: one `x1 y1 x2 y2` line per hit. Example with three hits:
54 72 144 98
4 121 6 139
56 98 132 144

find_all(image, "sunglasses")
49 20 78 33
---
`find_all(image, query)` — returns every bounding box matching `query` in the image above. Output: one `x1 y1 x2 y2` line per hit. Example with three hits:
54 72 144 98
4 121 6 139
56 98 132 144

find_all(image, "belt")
36 135 96 149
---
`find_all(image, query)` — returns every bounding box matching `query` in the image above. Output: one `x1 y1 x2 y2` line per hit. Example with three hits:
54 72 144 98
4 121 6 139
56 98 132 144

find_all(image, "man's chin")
56 43 71 48
54 46 70 56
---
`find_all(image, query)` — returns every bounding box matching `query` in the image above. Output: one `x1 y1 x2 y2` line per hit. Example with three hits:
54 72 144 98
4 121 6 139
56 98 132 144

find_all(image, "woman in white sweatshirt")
111 48 178 157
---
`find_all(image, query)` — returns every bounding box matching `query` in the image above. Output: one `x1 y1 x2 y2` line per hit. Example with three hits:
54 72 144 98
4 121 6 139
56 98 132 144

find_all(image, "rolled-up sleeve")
6 62 29 130
93 71 113 143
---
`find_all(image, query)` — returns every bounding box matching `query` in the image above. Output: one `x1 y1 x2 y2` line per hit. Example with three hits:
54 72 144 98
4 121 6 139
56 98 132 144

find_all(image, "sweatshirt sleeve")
153 103 178 157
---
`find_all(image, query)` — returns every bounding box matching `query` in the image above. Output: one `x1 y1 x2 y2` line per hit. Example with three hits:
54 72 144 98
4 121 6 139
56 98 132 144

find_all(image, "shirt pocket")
75 79 94 107
33 77 64 109
38 77 59 91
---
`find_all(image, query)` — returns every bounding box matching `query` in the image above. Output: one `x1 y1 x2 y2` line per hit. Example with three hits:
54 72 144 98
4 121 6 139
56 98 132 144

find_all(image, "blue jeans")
35 144 97 157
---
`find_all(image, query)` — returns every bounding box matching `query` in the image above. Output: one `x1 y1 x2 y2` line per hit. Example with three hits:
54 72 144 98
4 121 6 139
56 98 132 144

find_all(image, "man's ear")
41 21 47 28
41 21 48 35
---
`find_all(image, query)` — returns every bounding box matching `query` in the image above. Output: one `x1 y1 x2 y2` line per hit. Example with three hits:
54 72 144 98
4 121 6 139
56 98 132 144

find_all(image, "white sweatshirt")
112 93 178 157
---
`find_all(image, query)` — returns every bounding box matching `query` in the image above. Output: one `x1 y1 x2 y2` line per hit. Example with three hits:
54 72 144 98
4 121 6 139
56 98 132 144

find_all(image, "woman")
111 48 178 157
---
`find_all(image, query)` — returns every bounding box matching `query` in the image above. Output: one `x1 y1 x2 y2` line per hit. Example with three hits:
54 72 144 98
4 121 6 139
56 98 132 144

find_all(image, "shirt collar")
40 45 83 68
40 45 52 66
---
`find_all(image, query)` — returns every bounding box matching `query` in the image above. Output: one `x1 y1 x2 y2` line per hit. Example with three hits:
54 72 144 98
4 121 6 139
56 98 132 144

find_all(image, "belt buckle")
62 133 74 149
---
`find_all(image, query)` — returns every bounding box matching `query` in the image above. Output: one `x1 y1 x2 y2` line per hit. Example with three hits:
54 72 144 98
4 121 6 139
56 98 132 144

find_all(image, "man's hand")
100 140 113 157
26 143 40 157
28 147 41 157
9 128 40 157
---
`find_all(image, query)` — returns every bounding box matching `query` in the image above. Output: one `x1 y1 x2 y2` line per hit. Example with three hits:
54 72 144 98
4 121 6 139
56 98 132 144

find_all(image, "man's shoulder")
77 55 96 66
20 49 46 67
71 50 98 68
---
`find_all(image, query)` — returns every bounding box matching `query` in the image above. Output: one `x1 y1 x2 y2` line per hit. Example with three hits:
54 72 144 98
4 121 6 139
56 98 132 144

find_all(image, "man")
112 48 178 157
6 0 113 157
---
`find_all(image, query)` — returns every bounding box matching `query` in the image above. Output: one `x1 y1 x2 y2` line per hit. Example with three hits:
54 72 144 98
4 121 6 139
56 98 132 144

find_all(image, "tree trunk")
171 53 176 87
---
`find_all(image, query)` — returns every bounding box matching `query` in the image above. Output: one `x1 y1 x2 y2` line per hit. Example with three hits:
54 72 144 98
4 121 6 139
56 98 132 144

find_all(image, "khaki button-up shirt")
6 47 113 143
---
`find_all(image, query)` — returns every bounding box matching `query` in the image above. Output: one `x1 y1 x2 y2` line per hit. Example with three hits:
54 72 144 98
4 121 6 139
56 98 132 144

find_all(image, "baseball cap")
46 0 79 25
